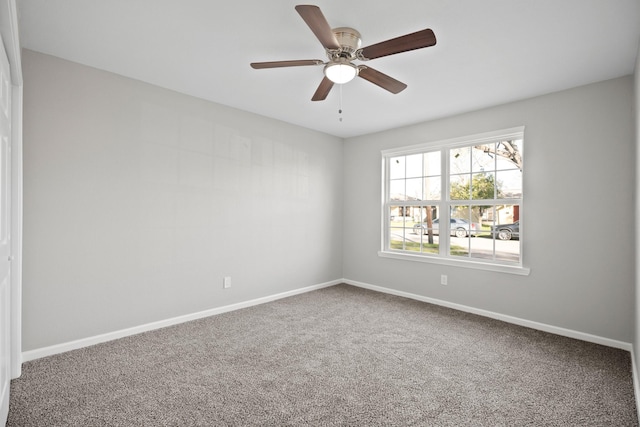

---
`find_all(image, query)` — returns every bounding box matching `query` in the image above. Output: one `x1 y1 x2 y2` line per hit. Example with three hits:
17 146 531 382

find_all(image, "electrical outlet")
223 276 232 289
440 274 448 285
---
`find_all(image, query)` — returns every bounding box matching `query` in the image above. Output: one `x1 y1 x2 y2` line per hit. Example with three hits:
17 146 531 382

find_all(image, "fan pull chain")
338 84 343 122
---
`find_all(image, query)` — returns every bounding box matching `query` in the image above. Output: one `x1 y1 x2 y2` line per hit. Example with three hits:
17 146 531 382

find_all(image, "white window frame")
379 127 530 276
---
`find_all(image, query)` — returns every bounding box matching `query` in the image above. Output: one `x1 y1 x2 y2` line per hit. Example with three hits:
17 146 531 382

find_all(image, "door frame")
0 0 23 380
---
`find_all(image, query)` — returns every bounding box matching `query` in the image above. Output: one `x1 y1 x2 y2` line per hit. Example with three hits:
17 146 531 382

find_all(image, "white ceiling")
16 0 640 138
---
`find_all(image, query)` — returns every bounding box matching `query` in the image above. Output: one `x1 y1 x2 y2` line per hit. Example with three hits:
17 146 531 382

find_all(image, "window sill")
378 250 531 276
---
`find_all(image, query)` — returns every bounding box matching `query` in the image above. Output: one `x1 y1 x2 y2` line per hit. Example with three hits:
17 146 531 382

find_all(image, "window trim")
379 127 530 276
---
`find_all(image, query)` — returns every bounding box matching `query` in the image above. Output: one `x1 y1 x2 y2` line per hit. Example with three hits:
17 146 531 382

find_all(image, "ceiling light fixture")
324 59 358 84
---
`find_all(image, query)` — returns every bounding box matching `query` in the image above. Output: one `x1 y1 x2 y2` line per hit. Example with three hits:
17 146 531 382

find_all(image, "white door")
0 35 12 425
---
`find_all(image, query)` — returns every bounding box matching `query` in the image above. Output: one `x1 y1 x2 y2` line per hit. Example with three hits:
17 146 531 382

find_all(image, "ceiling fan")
250 5 437 101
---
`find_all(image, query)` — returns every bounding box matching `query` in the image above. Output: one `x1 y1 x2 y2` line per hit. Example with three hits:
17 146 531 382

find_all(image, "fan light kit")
250 5 437 101
324 60 357 84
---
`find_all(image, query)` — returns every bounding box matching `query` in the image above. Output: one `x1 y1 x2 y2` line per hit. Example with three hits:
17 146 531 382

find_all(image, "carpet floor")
8 284 638 426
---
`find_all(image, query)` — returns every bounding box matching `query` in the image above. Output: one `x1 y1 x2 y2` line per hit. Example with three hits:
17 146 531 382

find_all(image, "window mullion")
441 147 450 255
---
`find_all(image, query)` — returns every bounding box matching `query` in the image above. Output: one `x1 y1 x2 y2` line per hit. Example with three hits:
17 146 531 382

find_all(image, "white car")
413 218 479 238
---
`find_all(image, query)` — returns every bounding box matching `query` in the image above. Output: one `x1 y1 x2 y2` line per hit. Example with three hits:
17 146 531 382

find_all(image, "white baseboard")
22 279 342 362
343 279 633 352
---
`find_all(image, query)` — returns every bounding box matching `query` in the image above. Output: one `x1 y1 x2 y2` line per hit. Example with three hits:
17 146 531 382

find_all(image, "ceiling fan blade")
358 66 407 94
295 5 340 50
251 60 324 69
311 77 334 101
359 29 436 60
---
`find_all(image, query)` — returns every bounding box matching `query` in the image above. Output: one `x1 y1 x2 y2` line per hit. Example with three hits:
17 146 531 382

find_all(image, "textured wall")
22 50 344 350
343 76 635 342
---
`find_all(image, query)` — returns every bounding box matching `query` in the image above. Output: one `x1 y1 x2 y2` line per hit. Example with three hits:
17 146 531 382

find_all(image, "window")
380 127 528 274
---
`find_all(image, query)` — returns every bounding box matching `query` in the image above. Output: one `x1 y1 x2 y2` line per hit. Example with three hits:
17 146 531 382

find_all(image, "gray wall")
343 76 635 343
22 50 344 351
22 48 636 352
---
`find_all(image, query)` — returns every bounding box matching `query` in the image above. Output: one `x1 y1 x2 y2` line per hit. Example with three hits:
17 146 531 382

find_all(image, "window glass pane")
471 172 496 200
411 206 439 254
405 153 423 178
423 177 441 200
389 227 407 251
451 205 489 258
472 143 496 173
450 206 481 236
414 229 439 254
492 204 520 261
389 205 409 224
472 205 490 236
450 146 471 174
450 175 470 200
389 180 405 201
469 237 490 260
450 238 469 257
493 204 519 228
420 239 439 254
496 169 522 198
453 205 484 223
412 206 439 232
469 206 492 259
389 156 405 179
495 140 523 171
405 178 423 201
483 206 496 225
495 239 520 262
424 151 441 176
451 205 469 222
406 206 422 223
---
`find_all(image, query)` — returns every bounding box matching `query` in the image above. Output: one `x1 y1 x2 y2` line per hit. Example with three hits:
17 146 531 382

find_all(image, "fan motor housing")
331 27 361 58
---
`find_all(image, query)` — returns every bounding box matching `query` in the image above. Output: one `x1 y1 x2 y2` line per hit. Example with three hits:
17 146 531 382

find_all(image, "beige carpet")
8 284 638 426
